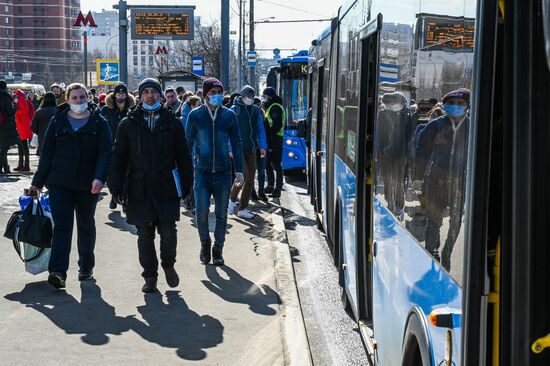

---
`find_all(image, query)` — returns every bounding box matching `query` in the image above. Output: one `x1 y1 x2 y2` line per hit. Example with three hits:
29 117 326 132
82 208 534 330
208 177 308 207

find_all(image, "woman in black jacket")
31 92 57 155
30 83 112 289
0 80 19 174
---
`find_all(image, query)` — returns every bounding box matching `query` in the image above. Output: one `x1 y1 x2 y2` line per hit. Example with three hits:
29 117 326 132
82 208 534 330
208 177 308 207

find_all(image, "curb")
270 201 313 366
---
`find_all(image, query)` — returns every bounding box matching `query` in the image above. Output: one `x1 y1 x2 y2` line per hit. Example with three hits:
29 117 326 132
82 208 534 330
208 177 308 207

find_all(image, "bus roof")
279 50 309 64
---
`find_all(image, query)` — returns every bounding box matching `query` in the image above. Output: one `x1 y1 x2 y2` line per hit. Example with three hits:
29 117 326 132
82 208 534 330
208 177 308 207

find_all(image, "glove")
113 190 124 205
234 172 244 187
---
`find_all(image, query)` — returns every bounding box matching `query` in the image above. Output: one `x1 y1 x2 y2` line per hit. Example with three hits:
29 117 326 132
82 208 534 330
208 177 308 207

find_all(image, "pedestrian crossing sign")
96 59 120 85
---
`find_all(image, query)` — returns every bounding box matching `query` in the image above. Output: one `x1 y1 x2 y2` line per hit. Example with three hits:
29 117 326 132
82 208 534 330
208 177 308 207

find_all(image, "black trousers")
135 221 177 279
48 185 99 275
17 139 29 167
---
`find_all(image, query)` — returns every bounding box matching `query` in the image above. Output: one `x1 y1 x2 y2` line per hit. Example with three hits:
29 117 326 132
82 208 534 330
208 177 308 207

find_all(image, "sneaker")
109 198 117 210
78 270 94 281
142 277 158 293
227 200 238 215
258 193 269 203
271 188 281 198
200 239 212 264
264 186 274 194
164 267 180 288
48 272 66 289
237 209 254 219
212 246 225 266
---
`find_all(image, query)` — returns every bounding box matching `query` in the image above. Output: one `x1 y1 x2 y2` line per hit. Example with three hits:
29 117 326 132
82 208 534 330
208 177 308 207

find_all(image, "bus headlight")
286 139 293 145
288 152 294 158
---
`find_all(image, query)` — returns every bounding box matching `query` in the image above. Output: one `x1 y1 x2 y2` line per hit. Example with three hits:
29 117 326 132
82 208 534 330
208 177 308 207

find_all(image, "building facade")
0 0 82 86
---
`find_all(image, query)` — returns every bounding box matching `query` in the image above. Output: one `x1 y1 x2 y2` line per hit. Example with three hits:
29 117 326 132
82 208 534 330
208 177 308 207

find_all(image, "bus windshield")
280 68 308 128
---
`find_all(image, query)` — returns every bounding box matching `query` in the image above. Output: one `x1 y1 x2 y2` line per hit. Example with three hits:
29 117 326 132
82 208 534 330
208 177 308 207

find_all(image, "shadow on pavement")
202 265 281 316
131 290 224 360
281 207 315 230
4 280 134 346
106 211 137 235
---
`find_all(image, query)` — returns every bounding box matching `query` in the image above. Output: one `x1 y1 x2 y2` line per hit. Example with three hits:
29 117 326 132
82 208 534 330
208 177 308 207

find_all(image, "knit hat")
202 77 224 96
262 87 277 99
41 92 56 107
98 92 107 104
442 88 470 106
240 85 255 99
0 80 6 89
50 83 61 90
113 83 128 94
138 78 163 97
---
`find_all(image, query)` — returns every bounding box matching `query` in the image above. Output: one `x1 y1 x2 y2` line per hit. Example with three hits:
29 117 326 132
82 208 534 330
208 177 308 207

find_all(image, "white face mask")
70 102 88 114
243 97 254 106
387 104 403 112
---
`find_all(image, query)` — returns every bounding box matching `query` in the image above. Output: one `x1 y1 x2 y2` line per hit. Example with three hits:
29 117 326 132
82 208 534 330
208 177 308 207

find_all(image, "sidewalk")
0 155 311 366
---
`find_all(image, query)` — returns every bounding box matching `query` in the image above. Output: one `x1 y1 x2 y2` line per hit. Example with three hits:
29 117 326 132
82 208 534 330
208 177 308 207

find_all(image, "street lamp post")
105 34 119 59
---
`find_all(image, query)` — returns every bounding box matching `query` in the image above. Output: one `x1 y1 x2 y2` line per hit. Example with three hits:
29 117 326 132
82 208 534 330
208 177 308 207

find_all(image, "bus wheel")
401 313 431 366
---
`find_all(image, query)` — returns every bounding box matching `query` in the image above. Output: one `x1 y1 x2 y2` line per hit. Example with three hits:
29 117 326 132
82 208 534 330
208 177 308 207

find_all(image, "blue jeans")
48 184 99 276
256 150 266 195
194 171 232 248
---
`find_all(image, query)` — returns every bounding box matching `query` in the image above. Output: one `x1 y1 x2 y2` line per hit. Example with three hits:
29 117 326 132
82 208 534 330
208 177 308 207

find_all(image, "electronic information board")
415 14 475 52
131 8 194 40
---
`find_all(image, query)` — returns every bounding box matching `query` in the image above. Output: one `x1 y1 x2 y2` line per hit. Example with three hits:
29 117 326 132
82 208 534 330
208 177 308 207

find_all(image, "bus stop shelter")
158 70 204 93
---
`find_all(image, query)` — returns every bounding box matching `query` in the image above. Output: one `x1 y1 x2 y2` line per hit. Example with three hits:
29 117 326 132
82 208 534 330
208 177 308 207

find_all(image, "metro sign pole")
74 11 97 86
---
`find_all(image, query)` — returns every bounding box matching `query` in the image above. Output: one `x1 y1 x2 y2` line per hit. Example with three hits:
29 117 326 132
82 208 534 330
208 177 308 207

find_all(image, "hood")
105 92 135 110
14 89 26 98
263 94 283 109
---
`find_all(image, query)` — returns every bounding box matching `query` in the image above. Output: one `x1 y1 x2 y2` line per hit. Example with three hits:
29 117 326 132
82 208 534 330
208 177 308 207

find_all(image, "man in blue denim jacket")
186 78 244 265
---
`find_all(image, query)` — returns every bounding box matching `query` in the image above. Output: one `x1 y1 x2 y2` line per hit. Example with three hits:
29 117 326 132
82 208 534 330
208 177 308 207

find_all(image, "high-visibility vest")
265 103 286 137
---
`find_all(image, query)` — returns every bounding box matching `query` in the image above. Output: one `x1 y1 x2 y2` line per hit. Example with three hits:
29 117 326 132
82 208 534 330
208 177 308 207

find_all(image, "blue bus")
307 0 550 365
268 51 312 171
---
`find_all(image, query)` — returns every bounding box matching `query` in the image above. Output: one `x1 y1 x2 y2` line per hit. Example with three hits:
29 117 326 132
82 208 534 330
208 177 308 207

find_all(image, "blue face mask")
443 104 466 118
142 101 161 111
208 94 223 107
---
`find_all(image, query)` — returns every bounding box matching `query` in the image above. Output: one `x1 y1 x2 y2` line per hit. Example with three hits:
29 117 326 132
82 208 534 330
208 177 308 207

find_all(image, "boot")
12 161 23 172
200 239 212 264
142 277 158 293
271 188 281 198
264 185 274 194
20 162 30 172
164 267 180 288
212 246 225 266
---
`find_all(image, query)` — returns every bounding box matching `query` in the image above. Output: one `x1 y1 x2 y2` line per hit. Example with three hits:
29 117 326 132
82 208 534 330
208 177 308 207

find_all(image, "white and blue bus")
307 0 550 364
268 51 312 171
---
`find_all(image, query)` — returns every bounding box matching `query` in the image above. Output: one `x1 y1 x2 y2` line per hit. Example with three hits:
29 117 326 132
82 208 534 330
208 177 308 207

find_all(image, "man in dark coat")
100 83 135 210
416 88 470 271
109 78 193 293
262 87 285 198
31 91 57 156
0 80 20 174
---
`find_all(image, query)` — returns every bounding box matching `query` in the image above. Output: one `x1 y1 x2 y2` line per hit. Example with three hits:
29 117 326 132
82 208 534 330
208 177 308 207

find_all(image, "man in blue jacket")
228 85 267 219
186 78 244 265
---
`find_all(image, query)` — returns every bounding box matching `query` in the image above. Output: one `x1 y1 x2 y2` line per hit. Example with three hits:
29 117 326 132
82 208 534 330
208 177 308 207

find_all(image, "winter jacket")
262 95 284 153
416 114 469 205
31 104 56 154
14 90 34 140
109 103 193 226
55 93 66 106
230 98 267 153
100 93 135 143
179 101 192 128
186 104 244 174
167 100 181 116
0 88 19 148
32 105 112 191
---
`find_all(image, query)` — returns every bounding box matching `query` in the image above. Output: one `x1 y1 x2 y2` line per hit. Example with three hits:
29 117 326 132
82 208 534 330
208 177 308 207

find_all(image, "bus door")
313 59 326 218
355 16 380 325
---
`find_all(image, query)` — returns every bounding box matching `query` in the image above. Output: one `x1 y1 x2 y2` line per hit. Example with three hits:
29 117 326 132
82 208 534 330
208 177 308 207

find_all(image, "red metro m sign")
74 11 97 28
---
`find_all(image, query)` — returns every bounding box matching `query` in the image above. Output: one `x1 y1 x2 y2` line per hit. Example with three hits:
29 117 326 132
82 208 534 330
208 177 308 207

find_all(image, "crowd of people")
0 76 286 293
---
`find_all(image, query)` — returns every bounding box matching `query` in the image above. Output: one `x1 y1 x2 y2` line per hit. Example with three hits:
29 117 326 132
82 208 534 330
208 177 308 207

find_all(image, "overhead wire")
257 0 330 18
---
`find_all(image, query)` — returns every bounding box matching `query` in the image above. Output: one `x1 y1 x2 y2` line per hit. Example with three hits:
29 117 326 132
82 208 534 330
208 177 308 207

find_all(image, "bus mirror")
543 0 550 71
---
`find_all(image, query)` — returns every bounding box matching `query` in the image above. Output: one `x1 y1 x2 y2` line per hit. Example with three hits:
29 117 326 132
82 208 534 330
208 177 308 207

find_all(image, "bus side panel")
335 155 359 314
372 197 462 365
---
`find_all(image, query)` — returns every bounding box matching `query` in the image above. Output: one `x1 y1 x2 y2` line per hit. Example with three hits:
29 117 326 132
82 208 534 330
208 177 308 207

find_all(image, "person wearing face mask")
186 77 244 266
109 78 193 293
416 88 471 271
100 83 135 210
227 85 267 219
29 83 112 289
261 87 285 198
376 92 411 216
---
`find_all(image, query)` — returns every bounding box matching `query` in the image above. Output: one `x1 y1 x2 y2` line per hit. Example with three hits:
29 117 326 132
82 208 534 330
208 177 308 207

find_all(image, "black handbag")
17 199 53 249
4 210 22 240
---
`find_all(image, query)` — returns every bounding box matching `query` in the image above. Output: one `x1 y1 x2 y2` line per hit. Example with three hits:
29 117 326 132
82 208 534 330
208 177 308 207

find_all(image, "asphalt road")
280 173 370 366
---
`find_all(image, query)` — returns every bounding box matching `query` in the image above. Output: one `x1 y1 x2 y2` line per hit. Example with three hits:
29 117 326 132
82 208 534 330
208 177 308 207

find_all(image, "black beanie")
0 80 6 89
138 78 162 97
262 87 277 99
113 83 128 94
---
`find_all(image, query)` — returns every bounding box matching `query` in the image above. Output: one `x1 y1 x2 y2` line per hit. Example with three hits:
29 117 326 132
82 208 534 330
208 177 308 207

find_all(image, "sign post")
192 57 205 76
74 11 97 86
96 59 120 85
